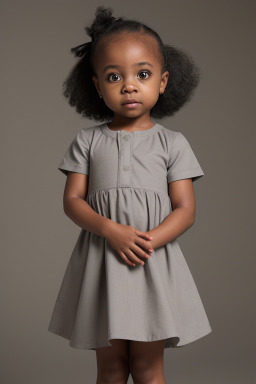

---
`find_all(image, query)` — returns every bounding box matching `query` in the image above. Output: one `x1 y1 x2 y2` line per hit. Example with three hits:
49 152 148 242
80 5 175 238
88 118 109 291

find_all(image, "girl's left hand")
136 231 156 254
145 232 156 249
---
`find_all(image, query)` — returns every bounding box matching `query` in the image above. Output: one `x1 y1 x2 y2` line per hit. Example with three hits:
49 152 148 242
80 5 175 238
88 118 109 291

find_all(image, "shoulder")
157 124 185 149
158 124 178 139
75 123 105 145
157 125 197 163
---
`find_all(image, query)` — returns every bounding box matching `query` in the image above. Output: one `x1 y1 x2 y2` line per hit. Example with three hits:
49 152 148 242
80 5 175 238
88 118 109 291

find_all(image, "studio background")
1 0 255 383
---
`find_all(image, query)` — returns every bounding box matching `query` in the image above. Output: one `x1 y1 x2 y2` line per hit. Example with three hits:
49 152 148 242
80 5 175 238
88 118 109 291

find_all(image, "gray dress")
48 122 212 350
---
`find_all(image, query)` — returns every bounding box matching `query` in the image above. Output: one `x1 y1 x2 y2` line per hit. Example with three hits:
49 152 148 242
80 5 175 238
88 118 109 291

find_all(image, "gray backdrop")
1 0 255 383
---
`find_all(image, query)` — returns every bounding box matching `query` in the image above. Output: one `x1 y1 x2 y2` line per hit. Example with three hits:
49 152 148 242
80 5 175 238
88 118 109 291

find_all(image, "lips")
122 99 140 104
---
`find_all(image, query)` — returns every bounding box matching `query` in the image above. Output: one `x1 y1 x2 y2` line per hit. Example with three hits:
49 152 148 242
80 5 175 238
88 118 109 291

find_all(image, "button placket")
119 132 132 186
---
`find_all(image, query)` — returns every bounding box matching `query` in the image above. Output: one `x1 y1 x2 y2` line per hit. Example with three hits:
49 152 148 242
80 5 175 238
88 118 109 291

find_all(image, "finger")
135 238 154 253
135 230 154 240
130 244 151 260
126 249 145 266
119 251 136 267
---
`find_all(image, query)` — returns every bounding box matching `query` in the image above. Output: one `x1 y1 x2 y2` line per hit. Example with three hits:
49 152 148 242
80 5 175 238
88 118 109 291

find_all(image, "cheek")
104 85 119 95
144 78 161 93
105 92 119 102
146 85 161 100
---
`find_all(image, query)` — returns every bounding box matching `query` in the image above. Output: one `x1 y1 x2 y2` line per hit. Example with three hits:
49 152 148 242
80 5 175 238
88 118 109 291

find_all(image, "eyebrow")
103 62 154 73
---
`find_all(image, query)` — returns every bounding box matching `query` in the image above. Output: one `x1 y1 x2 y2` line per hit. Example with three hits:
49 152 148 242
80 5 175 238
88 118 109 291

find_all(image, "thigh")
96 339 130 374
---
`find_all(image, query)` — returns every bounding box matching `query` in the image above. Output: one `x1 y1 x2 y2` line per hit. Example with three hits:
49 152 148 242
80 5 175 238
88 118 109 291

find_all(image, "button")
123 165 130 171
123 135 130 141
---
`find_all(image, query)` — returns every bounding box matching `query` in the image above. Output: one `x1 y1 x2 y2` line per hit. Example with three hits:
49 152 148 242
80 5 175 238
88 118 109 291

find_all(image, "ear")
92 75 102 97
160 71 169 94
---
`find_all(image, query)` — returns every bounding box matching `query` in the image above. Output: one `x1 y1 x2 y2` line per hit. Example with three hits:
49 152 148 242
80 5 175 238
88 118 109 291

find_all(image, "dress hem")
48 325 212 351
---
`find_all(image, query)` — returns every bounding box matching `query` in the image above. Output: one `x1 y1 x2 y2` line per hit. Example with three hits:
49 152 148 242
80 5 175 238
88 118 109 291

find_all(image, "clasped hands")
104 221 155 267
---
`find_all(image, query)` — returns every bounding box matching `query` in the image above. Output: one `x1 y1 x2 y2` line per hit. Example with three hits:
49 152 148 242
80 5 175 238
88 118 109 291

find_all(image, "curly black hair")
62 5 200 121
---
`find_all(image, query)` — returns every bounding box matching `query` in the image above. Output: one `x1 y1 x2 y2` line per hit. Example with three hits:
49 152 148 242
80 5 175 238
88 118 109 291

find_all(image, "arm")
147 178 196 250
62 172 153 267
62 172 113 238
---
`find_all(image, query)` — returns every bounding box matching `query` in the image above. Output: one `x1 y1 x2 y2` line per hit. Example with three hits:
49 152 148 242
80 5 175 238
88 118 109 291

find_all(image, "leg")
129 339 166 384
95 339 130 384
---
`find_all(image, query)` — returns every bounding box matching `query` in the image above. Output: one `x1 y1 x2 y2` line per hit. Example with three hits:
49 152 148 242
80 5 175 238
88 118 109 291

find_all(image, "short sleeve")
58 129 90 176
167 132 205 183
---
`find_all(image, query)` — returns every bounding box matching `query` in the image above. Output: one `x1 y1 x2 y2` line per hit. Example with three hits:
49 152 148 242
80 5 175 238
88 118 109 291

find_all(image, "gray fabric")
48 122 212 350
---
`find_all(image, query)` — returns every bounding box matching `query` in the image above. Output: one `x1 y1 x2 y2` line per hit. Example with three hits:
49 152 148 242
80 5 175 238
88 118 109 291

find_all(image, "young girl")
48 6 212 383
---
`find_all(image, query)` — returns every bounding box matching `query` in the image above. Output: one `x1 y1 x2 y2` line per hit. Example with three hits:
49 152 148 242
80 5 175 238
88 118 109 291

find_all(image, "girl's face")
92 32 169 124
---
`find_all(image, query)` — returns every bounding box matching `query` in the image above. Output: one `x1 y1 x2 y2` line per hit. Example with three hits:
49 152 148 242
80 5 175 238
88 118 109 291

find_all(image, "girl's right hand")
104 222 154 267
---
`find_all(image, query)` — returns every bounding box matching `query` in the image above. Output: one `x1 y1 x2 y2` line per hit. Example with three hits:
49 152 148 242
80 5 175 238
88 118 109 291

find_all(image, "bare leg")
129 339 166 384
95 339 130 384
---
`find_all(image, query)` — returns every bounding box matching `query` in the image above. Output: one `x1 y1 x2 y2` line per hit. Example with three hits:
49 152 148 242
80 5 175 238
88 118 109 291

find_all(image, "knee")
129 358 156 383
97 358 129 383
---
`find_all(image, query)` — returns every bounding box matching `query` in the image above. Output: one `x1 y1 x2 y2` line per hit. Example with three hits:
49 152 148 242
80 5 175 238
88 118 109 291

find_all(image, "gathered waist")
86 186 170 200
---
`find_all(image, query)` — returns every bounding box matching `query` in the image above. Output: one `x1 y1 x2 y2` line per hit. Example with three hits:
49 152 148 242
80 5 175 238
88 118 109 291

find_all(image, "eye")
138 71 151 79
107 73 121 82
106 70 152 82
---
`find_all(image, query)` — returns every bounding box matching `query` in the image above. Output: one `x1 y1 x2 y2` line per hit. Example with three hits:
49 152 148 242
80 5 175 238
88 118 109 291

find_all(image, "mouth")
123 103 140 108
122 100 141 108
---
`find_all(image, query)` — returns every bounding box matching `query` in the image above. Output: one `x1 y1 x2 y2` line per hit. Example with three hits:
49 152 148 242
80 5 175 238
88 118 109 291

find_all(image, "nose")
122 81 138 94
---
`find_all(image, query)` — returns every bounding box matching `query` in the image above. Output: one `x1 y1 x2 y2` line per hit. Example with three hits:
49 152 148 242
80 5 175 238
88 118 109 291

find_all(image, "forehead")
94 32 161 70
